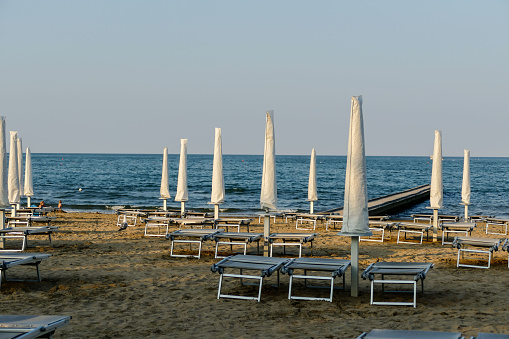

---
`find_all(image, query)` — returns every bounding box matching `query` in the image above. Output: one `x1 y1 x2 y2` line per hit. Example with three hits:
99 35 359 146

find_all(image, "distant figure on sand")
58 200 66 213
38 201 45 208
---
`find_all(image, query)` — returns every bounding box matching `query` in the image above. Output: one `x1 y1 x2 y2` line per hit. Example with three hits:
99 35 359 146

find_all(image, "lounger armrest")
361 263 376 280
280 259 297 275
211 256 234 274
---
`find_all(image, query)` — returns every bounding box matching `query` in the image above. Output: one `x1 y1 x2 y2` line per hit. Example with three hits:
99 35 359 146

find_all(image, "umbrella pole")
163 199 167 211
214 204 219 220
464 204 469 221
310 201 314 214
27 196 31 208
180 202 185 217
0 210 4 249
433 208 438 242
351 236 360 297
263 215 270 257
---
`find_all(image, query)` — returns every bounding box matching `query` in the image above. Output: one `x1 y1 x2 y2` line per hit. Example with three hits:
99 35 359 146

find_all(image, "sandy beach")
2 212 508 338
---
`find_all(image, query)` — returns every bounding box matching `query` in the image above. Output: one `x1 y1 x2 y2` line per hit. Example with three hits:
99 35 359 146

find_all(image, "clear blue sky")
1 1 507 156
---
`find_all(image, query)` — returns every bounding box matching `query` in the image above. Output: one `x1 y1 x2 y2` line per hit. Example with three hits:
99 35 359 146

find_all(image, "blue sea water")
20 153 509 219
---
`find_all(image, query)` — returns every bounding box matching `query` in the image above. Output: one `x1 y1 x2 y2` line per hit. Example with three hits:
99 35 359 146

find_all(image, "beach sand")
2 212 508 338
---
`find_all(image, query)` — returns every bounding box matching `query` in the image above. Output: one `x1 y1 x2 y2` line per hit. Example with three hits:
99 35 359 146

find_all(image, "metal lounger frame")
0 254 51 289
168 229 223 259
144 218 170 237
268 233 316 258
453 236 501 269
211 255 289 302
485 222 508 236
213 233 262 258
282 258 351 302
361 262 433 308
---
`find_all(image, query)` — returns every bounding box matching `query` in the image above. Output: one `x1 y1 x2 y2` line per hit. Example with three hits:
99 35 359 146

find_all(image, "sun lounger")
214 218 254 233
484 218 509 236
212 232 263 258
325 215 343 231
116 210 142 228
0 226 58 251
452 236 502 269
174 217 215 229
166 229 223 259
281 257 351 302
211 254 290 302
360 221 396 243
142 217 174 237
0 315 71 339
0 253 51 289
440 221 476 245
295 213 325 231
357 329 463 339
268 233 317 257
361 262 434 308
411 213 459 223
471 333 509 339
396 222 431 244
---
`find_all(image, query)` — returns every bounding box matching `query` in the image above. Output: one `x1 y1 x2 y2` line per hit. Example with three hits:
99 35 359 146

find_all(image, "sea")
19 153 509 219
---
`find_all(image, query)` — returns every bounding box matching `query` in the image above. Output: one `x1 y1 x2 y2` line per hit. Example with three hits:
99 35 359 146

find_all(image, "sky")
0 1 508 156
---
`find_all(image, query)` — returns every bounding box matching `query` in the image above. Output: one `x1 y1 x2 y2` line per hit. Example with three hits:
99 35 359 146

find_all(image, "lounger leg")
370 280 374 305
288 275 293 299
298 244 302 258
49 233 53 247
217 274 224 299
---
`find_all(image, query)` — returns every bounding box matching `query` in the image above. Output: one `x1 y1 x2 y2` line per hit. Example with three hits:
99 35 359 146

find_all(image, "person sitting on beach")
38 201 45 208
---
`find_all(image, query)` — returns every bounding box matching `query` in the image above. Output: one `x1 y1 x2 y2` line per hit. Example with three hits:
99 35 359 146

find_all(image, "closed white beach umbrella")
210 128 225 219
260 110 277 211
17 136 23 197
339 95 372 297
461 149 471 220
159 147 171 211
24 147 34 207
175 139 188 216
429 130 443 241
0 117 8 207
8 131 20 208
307 148 318 213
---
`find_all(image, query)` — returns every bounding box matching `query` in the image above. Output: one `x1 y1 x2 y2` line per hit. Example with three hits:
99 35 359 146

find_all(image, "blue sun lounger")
361 262 434 308
211 254 290 302
357 329 464 339
281 257 351 302
1 253 52 289
0 315 71 339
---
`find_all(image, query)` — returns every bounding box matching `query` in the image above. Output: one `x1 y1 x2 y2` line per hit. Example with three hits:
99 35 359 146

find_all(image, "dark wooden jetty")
319 184 430 216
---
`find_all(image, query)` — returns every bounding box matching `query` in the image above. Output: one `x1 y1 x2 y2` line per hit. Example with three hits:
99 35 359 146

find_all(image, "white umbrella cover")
339 96 371 298
210 128 225 205
260 110 277 211
24 147 34 197
160 147 171 199
8 131 20 204
175 139 188 202
341 96 371 236
430 130 443 209
16 136 23 196
461 149 471 205
0 117 8 207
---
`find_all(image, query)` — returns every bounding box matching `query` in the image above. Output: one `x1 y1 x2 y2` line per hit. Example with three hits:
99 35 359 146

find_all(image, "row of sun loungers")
166 229 317 259
211 254 433 306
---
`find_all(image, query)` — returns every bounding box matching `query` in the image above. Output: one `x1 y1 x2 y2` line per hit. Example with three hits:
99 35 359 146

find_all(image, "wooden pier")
319 184 430 216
